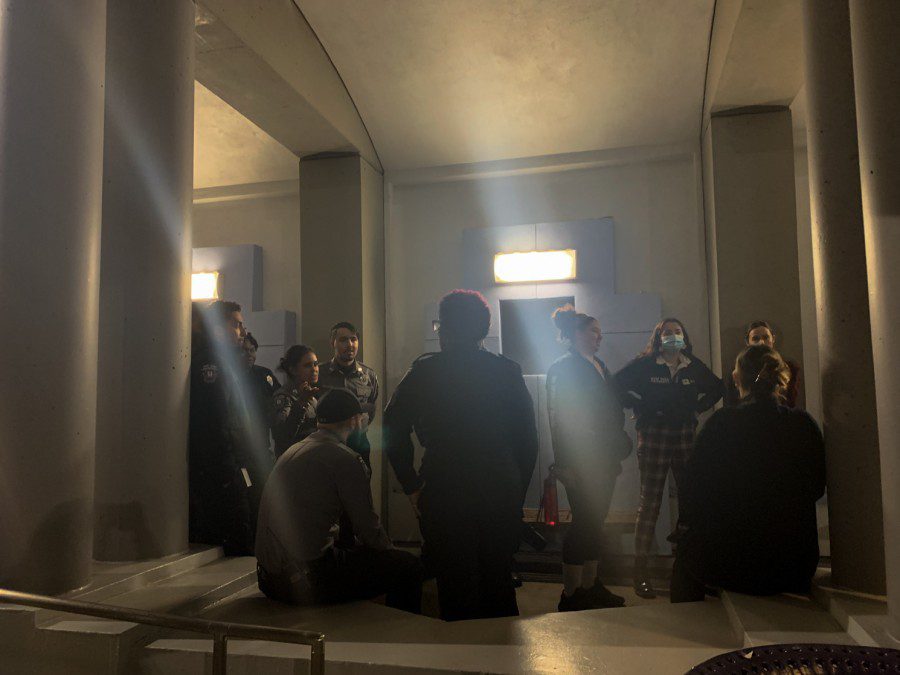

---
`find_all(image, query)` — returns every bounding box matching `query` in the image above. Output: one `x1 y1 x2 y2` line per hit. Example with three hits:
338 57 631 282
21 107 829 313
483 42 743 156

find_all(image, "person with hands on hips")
614 318 722 599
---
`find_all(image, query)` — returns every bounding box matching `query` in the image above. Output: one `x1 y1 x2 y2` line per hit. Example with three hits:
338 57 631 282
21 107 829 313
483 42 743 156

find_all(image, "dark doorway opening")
499 296 574 375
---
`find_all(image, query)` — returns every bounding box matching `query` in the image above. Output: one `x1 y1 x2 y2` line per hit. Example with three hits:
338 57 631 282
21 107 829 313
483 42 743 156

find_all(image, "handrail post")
212 631 228 675
310 636 326 675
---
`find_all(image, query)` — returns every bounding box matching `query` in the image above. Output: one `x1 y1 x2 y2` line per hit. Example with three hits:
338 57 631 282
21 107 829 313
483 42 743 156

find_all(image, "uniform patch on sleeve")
266 375 274 385
200 364 219 384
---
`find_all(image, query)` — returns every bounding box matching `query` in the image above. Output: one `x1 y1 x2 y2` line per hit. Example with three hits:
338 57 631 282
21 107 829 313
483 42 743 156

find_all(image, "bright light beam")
494 250 577 284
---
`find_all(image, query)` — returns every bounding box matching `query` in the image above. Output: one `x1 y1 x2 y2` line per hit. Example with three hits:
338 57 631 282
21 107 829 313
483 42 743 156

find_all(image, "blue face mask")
661 334 685 351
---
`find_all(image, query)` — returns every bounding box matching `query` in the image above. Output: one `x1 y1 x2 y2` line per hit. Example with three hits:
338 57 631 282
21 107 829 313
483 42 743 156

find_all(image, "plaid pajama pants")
634 419 696 558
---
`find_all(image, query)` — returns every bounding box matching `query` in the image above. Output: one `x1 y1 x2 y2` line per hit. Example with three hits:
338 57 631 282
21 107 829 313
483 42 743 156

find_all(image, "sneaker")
633 576 657 599
558 587 595 612
588 581 626 608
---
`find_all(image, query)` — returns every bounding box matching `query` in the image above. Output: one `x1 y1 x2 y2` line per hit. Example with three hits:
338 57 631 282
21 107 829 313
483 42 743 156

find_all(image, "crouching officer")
384 290 539 621
256 389 423 613
317 322 379 470
189 300 255 556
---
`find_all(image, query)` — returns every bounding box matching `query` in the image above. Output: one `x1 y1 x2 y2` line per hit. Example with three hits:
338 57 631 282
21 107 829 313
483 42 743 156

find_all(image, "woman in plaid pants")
615 318 723 598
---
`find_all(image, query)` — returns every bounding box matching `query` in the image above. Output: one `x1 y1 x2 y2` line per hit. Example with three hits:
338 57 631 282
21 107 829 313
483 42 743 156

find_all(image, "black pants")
670 553 707 603
561 460 620 565
258 547 424 614
189 464 254 556
420 488 521 621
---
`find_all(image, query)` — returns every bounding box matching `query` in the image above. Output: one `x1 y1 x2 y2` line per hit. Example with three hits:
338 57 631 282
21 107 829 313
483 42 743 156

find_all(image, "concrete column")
849 0 900 641
0 1 106 593
299 155 386 512
703 108 805 383
801 0 885 594
93 0 194 560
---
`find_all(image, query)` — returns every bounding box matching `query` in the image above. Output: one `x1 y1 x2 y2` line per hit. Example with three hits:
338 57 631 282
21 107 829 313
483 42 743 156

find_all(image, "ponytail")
552 304 594 344
736 345 790 401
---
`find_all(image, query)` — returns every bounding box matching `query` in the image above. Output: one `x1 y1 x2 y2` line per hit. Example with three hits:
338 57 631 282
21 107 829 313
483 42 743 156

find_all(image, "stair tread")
39 556 256 629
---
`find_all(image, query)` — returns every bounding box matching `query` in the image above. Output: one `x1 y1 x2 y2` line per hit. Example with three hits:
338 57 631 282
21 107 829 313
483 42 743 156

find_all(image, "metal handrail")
0 588 325 674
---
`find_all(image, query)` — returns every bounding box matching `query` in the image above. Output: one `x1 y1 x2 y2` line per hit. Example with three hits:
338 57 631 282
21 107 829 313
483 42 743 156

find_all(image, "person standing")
671 345 825 602
241 332 279 485
318 322 379 470
271 344 320 458
547 306 631 611
615 318 722 598
384 290 539 621
256 389 423 613
189 300 255 556
742 320 802 408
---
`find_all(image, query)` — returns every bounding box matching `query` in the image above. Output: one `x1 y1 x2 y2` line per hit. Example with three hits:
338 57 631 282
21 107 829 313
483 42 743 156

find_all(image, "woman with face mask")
546 305 632 611
615 318 723 598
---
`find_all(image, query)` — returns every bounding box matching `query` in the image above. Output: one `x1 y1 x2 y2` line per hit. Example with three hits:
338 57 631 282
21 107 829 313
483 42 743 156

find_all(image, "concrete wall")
194 82 297 190
704 109 805 389
192 190 302 324
385 145 711 391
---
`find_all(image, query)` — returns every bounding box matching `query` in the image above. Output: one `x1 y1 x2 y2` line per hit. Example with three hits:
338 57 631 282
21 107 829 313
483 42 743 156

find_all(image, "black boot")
588 580 626 608
558 587 595 612
633 558 657 599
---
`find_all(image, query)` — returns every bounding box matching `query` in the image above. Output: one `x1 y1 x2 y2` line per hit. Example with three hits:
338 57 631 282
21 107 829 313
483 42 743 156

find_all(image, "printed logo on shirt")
200 364 219 384
682 379 694 385
650 376 669 384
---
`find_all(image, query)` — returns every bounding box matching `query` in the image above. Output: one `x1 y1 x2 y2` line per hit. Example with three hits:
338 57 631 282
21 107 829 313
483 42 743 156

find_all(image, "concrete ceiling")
295 0 715 171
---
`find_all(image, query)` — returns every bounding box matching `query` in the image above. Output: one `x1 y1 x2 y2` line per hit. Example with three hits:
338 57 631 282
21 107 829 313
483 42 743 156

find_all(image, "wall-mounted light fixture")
191 271 220 300
494 249 577 284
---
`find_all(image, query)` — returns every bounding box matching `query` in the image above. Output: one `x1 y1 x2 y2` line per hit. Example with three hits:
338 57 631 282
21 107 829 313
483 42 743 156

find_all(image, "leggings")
633 420 695 558
561 460 620 565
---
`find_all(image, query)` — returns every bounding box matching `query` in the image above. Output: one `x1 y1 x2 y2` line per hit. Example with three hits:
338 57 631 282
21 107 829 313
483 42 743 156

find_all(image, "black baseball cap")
316 388 362 424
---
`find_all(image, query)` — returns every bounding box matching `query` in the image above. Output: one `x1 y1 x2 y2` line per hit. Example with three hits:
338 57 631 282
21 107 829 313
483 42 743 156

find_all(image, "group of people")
546 307 823 610
189 289 825 621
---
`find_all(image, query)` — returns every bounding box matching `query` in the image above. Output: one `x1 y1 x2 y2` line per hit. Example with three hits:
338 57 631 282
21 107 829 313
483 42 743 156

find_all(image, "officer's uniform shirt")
383 347 539 501
317 358 379 454
271 385 318 458
190 346 243 472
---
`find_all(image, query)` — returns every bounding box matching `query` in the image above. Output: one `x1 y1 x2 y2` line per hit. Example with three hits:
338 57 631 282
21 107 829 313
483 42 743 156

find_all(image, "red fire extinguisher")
539 467 559 526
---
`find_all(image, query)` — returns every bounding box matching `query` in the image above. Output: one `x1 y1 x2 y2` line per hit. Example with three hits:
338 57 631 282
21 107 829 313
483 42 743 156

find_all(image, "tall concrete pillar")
299 155 386 512
703 108 805 383
94 0 194 560
801 0 885 595
0 1 106 593
849 0 900 641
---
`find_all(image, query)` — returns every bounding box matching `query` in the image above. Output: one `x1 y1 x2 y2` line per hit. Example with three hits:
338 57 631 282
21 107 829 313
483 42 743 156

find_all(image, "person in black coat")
546 305 631 611
384 290 539 621
614 317 723 598
671 344 825 602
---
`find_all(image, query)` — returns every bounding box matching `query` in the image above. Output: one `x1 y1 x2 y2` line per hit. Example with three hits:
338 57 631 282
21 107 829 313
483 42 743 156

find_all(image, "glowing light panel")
494 250 577 284
191 272 220 300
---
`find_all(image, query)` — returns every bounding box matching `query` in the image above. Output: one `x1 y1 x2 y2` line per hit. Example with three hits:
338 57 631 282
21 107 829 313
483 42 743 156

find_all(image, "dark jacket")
271 385 318 458
614 353 723 429
318 359 379 454
189 345 244 472
383 347 539 506
546 352 631 470
678 398 826 595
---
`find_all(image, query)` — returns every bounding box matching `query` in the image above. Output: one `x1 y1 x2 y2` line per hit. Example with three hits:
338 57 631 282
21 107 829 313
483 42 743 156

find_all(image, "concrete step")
141 586 738 673
721 590 858 647
0 545 222 636
0 552 256 675
811 579 896 647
